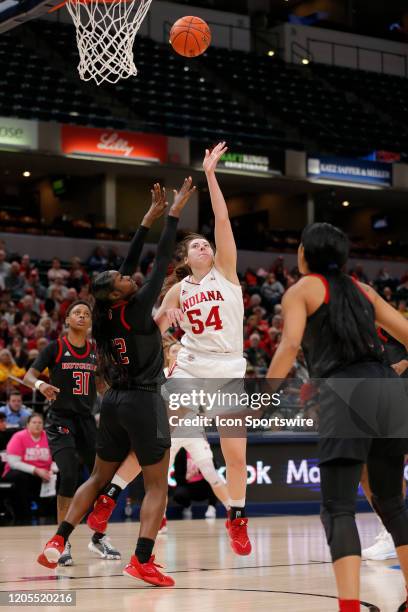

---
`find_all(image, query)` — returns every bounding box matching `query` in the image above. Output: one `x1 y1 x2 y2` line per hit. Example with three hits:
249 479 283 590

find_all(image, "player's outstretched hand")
203 141 228 175
166 308 184 327
37 382 60 401
169 177 196 217
143 183 168 227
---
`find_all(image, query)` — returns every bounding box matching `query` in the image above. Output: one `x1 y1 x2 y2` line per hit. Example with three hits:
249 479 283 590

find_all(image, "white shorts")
169 347 246 379
164 349 247 417
169 433 213 466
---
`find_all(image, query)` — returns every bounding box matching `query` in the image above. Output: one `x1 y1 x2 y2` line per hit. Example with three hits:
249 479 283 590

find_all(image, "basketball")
170 16 211 58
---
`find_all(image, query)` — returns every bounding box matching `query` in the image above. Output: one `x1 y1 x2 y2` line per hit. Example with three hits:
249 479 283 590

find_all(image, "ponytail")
161 261 191 297
325 270 382 362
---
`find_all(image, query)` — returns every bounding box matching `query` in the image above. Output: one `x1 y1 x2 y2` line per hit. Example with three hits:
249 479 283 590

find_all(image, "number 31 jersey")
179 266 244 356
31 336 97 416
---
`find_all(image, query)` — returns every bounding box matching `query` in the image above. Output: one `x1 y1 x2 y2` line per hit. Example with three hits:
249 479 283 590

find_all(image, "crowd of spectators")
0 240 408 396
0 239 408 512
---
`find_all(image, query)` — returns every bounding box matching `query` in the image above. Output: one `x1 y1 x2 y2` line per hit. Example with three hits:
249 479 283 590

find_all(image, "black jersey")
31 336 97 416
302 274 383 378
108 215 179 388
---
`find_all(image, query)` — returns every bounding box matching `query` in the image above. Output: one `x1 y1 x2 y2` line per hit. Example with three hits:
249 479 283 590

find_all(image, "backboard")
0 0 63 34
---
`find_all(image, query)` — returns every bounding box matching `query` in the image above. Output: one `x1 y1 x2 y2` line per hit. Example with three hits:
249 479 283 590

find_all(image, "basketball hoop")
57 0 153 85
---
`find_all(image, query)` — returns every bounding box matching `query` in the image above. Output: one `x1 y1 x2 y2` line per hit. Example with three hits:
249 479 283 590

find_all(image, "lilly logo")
97 133 134 157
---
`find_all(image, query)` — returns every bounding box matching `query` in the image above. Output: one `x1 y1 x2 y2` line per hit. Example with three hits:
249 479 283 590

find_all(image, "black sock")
230 506 246 520
102 483 122 502
56 521 75 544
92 532 105 544
135 537 154 563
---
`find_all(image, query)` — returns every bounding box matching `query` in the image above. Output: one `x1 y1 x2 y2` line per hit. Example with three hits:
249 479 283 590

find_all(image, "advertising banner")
0 116 38 150
307 155 392 186
191 142 284 175
61 125 168 162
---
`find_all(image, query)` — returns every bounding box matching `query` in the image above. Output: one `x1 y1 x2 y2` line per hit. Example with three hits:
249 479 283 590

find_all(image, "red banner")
61 125 167 162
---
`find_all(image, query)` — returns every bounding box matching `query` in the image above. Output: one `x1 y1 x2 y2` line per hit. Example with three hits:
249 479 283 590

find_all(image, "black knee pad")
372 495 408 548
321 499 361 562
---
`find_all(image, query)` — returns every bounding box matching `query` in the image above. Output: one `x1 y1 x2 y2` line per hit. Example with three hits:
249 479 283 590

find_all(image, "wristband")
34 380 44 391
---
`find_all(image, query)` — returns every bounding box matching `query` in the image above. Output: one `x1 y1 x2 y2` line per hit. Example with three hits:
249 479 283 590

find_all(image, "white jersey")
179 266 244 356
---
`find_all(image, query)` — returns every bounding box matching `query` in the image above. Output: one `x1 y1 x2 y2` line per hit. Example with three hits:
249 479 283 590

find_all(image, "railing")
291 40 314 64
303 37 408 77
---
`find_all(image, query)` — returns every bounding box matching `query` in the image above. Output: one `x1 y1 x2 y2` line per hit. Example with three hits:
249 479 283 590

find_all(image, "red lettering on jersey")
182 290 225 312
62 363 97 371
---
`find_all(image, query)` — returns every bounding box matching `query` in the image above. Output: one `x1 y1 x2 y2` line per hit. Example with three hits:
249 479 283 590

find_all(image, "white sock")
229 498 245 507
111 474 129 489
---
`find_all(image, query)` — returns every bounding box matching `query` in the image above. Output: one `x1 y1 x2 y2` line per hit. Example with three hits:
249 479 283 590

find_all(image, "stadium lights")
387 240 393 245
301 58 310 65
268 50 275 57
342 200 350 207
22 171 31 178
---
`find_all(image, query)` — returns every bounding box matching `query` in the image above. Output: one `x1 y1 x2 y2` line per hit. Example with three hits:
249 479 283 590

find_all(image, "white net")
66 0 153 85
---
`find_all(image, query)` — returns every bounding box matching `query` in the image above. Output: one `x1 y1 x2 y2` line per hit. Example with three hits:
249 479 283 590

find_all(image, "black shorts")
318 361 408 465
96 388 171 466
45 410 97 467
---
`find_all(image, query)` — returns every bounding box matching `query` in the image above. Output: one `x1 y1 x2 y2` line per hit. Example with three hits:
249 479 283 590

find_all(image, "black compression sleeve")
132 215 179 316
119 225 149 276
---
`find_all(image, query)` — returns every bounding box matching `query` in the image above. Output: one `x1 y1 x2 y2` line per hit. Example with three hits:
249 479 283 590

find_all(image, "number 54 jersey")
179 266 244 358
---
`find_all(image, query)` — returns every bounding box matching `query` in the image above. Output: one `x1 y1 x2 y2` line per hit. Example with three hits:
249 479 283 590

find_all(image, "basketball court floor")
0 514 403 611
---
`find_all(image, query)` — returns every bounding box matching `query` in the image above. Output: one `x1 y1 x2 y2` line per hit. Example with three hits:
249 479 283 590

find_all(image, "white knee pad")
196 458 224 488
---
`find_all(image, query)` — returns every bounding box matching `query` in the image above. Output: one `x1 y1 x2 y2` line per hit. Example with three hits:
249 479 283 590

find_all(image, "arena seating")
203 47 408 157
310 62 408 150
2 22 408 157
0 30 125 128
28 21 296 153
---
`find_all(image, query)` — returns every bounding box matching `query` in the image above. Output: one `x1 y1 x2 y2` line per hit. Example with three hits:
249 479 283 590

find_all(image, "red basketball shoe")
87 494 116 533
158 516 167 534
225 513 252 556
123 555 175 587
37 535 65 569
